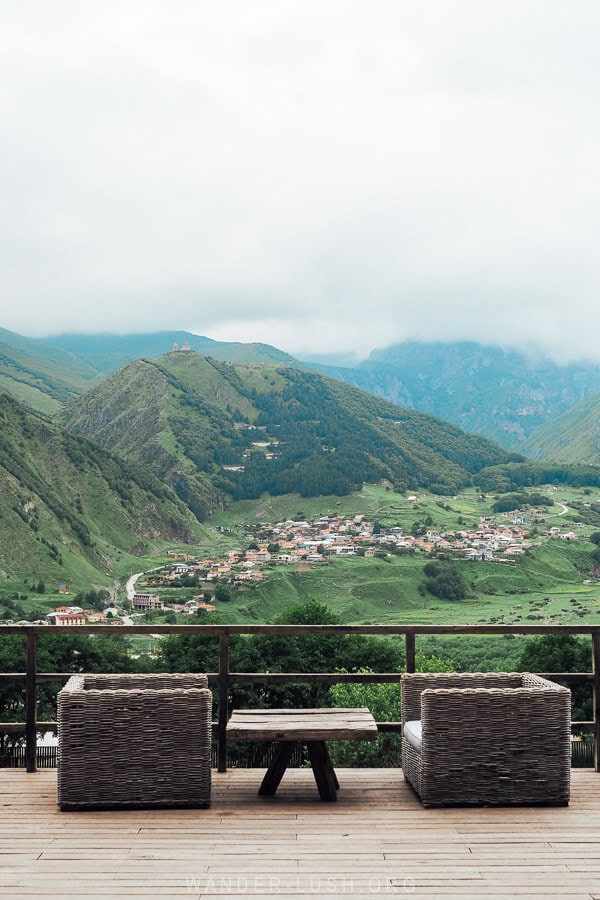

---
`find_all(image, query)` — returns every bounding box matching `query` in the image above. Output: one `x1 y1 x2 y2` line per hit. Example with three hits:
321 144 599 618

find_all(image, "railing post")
405 631 416 673
25 631 37 773
592 632 600 773
217 633 230 773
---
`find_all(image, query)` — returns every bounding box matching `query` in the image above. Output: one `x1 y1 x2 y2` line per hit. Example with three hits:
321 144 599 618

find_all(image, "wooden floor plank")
2 769 600 897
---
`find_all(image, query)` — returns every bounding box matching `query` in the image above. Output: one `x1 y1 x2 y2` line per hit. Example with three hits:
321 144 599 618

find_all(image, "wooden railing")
1 623 599 774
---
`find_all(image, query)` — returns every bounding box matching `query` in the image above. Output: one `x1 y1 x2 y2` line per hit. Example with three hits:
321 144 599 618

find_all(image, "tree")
519 634 589 672
329 676 401 767
233 601 403 712
72 589 110 611
160 612 230 675
214 586 232 603
329 651 456 767
518 634 591 720
422 561 467 601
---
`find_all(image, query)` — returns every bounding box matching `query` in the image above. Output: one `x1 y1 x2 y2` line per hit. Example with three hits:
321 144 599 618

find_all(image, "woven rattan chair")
57 673 212 810
401 672 571 807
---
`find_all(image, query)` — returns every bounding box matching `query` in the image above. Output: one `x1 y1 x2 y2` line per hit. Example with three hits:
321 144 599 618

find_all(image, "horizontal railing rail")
1 623 598 774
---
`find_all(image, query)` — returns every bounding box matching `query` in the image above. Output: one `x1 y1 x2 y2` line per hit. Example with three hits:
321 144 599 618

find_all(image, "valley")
9 484 600 632
138 484 600 627
2 331 600 640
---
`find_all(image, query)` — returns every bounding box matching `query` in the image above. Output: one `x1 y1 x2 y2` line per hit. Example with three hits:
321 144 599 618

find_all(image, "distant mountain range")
0 393 202 587
44 330 305 374
0 327 101 414
311 342 600 449
58 351 513 519
2 327 600 462
0 327 308 415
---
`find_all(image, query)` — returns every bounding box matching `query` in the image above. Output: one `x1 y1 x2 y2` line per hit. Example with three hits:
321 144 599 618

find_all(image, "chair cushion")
403 719 422 751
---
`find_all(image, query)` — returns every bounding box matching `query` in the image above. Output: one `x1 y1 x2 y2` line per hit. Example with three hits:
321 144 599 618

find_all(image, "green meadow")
7 482 600 627
175 484 600 626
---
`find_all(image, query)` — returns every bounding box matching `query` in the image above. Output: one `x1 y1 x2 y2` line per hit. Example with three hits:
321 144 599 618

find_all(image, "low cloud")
1 1 600 362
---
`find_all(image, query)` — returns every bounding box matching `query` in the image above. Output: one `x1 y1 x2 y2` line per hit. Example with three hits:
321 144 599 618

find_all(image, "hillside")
0 327 102 414
519 391 600 464
44 330 306 374
58 351 513 519
0 393 203 592
17 330 600 452
311 341 600 449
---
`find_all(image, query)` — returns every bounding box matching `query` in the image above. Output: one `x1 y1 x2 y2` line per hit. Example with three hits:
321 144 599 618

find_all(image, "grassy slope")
58 355 244 518
218 551 600 626
0 327 101 412
207 484 600 626
519 391 600 464
211 483 487 530
59 353 511 523
0 394 211 609
10 475 597 653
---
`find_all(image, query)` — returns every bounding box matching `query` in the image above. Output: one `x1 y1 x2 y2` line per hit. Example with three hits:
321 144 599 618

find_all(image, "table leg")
307 741 339 801
258 741 294 796
326 749 340 790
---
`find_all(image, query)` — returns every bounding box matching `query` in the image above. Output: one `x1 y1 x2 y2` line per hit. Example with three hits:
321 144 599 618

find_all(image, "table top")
226 707 378 741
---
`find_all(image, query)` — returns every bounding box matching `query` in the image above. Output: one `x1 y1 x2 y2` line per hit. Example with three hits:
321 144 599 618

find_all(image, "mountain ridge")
44 330 309 374
58 352 515 518
0 392 204 589
11 327 600 461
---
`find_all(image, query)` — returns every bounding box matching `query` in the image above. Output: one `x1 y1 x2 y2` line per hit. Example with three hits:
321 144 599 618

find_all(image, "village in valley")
33 495 588 626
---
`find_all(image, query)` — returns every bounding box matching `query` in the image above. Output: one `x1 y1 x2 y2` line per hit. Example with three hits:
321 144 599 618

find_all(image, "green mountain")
310 341 600 449
58 351 513 519
0 393 202 591
44 330 305 374
21 330 600 454
0 327 102 414
519 391 600 464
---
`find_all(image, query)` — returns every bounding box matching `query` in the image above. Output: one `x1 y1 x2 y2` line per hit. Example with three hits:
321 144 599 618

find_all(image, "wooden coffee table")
226 707 378 801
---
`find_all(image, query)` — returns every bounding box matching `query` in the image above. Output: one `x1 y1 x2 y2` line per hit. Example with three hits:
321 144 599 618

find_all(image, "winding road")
126 572 144 601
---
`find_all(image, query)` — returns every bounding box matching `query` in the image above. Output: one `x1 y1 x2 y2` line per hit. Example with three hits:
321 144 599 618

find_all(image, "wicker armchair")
401 672 571 807
57 674 212 810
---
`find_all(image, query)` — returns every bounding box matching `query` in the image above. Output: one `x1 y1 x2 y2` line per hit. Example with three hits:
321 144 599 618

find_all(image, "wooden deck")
3 768 600 898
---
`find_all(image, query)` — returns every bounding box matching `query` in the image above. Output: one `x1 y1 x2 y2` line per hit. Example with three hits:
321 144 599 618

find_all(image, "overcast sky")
1 1 600 362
